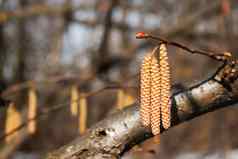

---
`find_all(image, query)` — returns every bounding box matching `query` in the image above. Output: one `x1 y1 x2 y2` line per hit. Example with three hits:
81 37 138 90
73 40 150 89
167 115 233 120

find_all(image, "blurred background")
0 0 238 158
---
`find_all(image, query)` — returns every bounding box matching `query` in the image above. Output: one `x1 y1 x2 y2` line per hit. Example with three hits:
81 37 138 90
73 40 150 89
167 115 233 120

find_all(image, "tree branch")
136 32 232 62
45 62 238 159
0 4 86 24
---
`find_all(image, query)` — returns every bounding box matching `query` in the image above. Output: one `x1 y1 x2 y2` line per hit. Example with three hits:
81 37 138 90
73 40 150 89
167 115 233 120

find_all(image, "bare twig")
136 32 232 62
0 127 28 159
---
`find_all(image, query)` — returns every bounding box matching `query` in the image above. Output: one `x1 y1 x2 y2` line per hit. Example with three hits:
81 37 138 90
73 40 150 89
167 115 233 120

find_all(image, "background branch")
0 3 85 24
45 62 238 159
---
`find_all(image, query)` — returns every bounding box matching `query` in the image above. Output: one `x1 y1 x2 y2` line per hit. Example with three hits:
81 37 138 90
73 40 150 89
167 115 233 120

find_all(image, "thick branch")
45 63 238 159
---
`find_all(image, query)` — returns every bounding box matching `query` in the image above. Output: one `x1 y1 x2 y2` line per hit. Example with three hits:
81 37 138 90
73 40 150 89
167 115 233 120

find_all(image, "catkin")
70 85 79 116
140 44 171 136
140 53 152 127
28 86 37 134
117 89 135 109
159 44 171 129
5 103 22 143
79 93 87 134
117 89 125 109
151 47 161 135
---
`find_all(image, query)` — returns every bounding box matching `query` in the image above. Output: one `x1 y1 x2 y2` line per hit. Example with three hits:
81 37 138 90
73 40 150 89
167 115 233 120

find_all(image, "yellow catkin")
79 93 87 134
117 89 125 109
5 103 22 143
140 53 153 127
150 47 161 135
140 44 171 136
28 87 37 134
124 91 135 107
159 44 171 129
70 85 79 116
117 89 135 109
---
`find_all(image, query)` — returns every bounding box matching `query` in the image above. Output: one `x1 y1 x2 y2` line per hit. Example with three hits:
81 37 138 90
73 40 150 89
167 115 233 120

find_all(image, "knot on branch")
214 59 238 91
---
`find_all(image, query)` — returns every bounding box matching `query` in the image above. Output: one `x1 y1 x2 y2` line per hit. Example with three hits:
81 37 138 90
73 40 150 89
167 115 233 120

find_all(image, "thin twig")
136 32 232 62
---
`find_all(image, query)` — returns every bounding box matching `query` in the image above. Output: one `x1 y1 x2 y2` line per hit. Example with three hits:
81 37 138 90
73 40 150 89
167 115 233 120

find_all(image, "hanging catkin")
79 93 87 134
70 85 79 116
140 44 171 136
5 103 22 143
28 86 37 134
117 89 125 109
117 89 135 109
140 53 152 127
159 44 171 129
150 47 161 135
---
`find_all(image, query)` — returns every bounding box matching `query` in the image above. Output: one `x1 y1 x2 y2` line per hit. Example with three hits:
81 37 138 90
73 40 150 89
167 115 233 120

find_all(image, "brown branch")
136 32 232 62
0 127 28 158
0 4 86 24
0 107 29 158
45 62 238 159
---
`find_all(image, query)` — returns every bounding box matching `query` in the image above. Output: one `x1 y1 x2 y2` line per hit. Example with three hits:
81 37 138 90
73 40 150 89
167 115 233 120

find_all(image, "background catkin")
140 44 171 136
159 44 171 129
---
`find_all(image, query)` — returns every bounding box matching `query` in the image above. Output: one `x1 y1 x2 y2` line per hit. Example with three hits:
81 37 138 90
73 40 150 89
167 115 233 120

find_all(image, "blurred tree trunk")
95 0 119 75
0 1 6 80
0 25 6 80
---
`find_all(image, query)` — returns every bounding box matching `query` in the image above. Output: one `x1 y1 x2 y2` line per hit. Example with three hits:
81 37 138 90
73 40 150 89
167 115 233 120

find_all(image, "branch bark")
45 63 238 159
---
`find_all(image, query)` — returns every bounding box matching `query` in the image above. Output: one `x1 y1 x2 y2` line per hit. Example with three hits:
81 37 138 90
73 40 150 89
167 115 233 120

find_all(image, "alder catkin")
5 103 22 143
117 89 125 109
159 44 171 129
150 47 161 135
140 44 171 136
28 87 37 134
79 93 87 134
70 85 79 116
140 53 152 127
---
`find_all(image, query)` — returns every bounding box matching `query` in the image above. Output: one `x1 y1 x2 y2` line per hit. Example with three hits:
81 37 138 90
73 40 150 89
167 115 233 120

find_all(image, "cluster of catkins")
140 44 171 137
